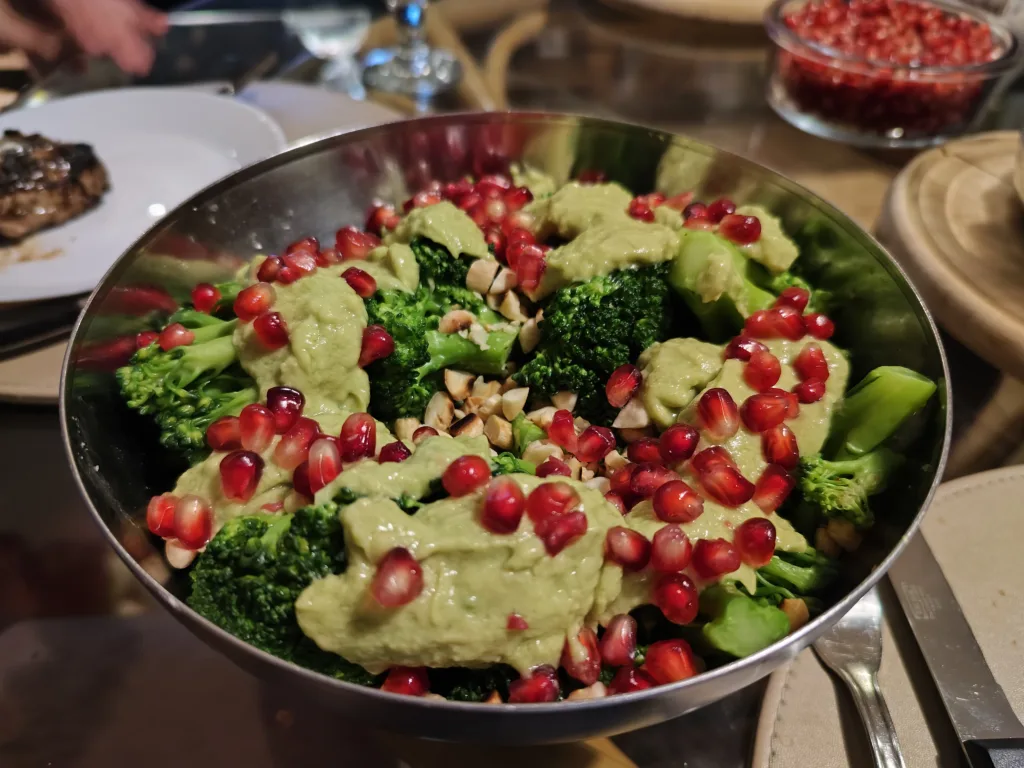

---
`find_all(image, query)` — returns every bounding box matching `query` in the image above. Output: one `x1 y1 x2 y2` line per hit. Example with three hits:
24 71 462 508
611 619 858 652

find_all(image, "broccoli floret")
798 448 903 529
698 583 790 658
515 264 677 424
188 504 378 686
428 665 521 702
365 284 517 422
491 452 536 476
116 314 258 464
759 548 838 595
411 237 471 287
511 413 546 457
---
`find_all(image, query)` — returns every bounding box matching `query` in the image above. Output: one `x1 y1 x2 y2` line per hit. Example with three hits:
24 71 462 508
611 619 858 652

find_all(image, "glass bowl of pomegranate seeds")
765 0 1019 147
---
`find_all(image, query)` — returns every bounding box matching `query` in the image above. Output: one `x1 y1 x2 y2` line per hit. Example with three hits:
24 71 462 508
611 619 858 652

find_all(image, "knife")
889 534 1024 768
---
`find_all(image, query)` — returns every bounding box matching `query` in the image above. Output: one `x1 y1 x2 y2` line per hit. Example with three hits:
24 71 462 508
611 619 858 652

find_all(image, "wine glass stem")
396 1 429 50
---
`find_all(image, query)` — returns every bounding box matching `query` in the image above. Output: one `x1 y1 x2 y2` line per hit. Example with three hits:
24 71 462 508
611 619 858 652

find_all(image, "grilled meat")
0 130 109 241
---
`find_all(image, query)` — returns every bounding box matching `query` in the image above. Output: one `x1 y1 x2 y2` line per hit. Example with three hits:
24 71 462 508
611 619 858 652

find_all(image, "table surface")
0 0 1012 765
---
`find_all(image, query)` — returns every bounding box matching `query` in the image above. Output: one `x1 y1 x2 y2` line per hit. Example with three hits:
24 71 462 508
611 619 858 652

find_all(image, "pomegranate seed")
256 256 283 283
476 173 512 196
206 415 242 451
239 404 275 453
605 491 627 514
307 437 342 493
412 425 438 443
536 457 571 478
628 198 655 222
753 464 796 513
135 330 159 349
744 310 775 339
773 306 806 341
339 412 376 462
483 197 507 224
505 239 542 271
456 191 482 212
515 248 547 292
276 266 300 285
805 313 835 340
654 573 700 624
541 511 588 555
266 386 305 433
507 613 529 630
576 169 606 183
379 441 412 463
650 524 694 573
693 538 741 579
405 190 442 210
705 198 736 223
724 335 769 362
371 547 423 607
795 343 829 382
630 462 679 498
609 666 656 694
286 236 319 256
719 214 761 244
292 461 312 499
766 387 800 419
342 267 377 298
699 464 755 507
548 410 578 454
336 225 381 260
775 286 810 313
504 186 533 211
442 455 491 497
744 350 782 392
659 424 700 464
508 666 559 703
627 438 663 465
576 426 615 463
191 283 221 313
609 464 636 497
657 190 691 211
273 416 321 470
735 518 777 566
741 392 788 432
358 325 394 367
484 227 505 259
794 378 826 404
146 493 177 537
683 201 707 220
606 364 642 409
282 249 317 276
604 526 651 570
642 639 698 684
481 476 525 534
762 424 799 469
219 450 264 502
653 480 704 523
173 495 213 550
527 482 579 529
381 667 429 696
697 388 740 441
253 311 289 350
317 247 340 266
364 203 397 235
234 283 275 323
599 614 638 667
561 627 601 685
260 501 284 513
158 323 194 351
503 216 535 240
691 445 736 474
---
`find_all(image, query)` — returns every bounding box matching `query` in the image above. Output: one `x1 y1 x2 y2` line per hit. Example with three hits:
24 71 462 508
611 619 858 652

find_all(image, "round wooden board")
598 0 771 26
876 131 1024 381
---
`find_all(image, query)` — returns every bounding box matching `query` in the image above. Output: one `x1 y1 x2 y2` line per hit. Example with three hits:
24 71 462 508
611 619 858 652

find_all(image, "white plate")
0 87 286 303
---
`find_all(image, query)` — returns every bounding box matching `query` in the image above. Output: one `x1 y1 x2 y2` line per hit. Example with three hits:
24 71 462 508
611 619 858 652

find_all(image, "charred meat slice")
0 130 109 241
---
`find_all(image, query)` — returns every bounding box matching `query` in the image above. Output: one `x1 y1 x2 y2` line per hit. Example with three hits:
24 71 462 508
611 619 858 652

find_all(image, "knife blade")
889 534 1024 768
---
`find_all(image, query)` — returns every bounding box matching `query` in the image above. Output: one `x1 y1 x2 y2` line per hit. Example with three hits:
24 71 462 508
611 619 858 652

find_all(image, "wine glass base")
362 46 461 97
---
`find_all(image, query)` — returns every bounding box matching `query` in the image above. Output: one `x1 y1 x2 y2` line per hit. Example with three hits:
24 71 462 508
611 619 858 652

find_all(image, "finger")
0 9 62 60
137 6 169 37
110 35 154 76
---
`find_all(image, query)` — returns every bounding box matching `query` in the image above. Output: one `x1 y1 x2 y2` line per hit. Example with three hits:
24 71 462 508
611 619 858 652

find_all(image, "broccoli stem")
512 413 546 457
797 447 903 529
422 328 517 377
166 332 241 389
759 551 838 595
826 366 936 459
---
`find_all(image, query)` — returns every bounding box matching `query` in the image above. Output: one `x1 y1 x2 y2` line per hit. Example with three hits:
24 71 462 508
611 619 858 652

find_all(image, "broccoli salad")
119 169 937 703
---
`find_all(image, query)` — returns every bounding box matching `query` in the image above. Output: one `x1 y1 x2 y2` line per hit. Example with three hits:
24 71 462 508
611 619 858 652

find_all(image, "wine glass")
362 0 461 97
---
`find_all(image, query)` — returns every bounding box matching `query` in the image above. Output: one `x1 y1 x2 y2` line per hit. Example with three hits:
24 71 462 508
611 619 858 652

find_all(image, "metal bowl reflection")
60 112 950 744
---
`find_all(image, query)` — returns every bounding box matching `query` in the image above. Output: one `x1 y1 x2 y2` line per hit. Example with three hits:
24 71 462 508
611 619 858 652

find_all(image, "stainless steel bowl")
60 112 951 744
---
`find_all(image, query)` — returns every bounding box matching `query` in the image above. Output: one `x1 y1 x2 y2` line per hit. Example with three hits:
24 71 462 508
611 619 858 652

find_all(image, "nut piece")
580 466 595 482
453 408 466 420
394 418 420 443
573 416 591 433
468 323 491 350
566 457 583 480
484 414 513 449
522 440 563 466
612 397 650 429
781 598 810 631
526 406 557 429
165 539 197 570
604 449 629 473
450 413 484 438
567 682 608 701
472 378 502 399
500 377 518 394
424 392 455 432
584 476 611 493
826 518 863 552
814 527 841 558
439 309 476 334
444 369 475 401
502 387 530 420
486 293 502 311
551 391 578 412
476 393 503 419
519 316 541 353
489 267 518 294
499 291 529 323
484 691 503 705
466 258 500 293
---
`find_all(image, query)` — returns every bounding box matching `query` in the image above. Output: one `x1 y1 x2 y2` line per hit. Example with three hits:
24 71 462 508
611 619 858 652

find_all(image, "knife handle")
964 738 1024 768
840 666 908 768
